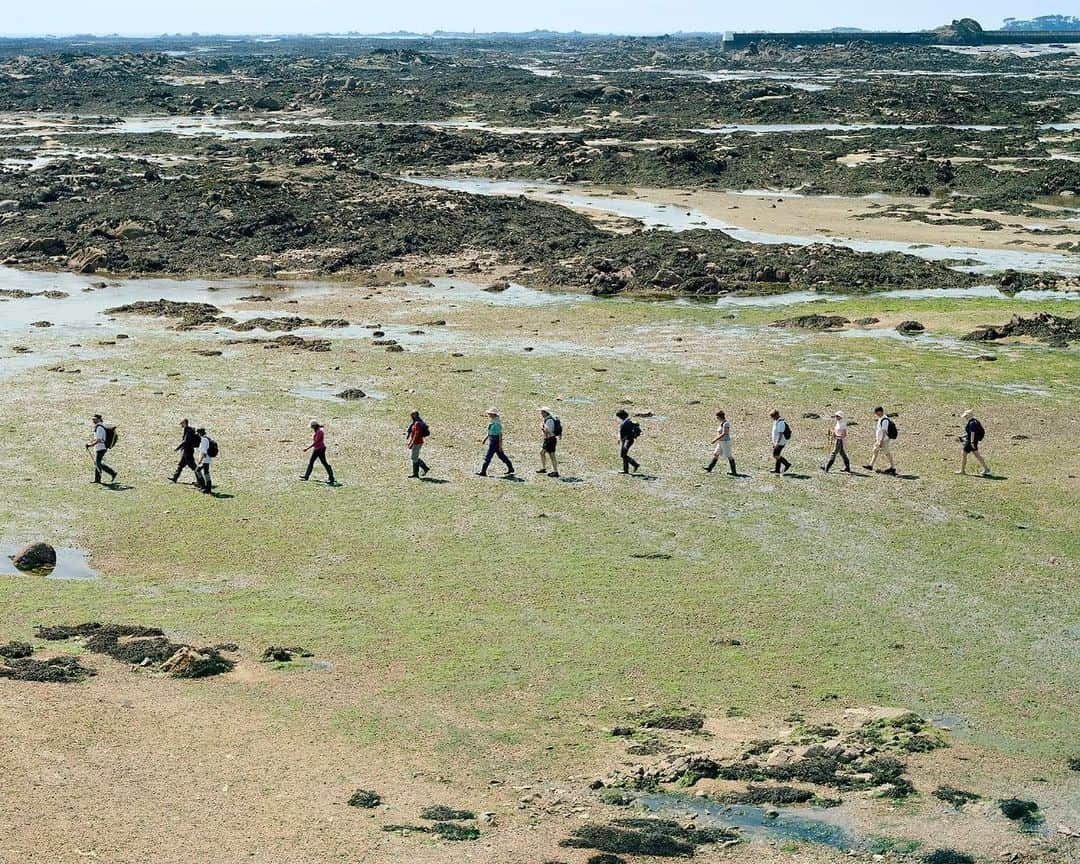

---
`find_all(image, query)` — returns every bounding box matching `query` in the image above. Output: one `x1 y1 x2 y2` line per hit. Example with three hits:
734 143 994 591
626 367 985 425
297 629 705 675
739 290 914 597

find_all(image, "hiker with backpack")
477 409 515 477
196 427 216 494
769 410 792 474
705 410 736 476
301 421 335 484
85 414 117 485
865 406 898 476
821 411 851 473
957 409 990 476
170 418 202 487
616 409 641 474
406 411 430 478
537 407 561 478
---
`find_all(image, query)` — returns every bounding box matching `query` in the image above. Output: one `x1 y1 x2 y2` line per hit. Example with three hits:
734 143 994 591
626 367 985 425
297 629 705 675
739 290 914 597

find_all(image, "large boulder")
11 542 56 572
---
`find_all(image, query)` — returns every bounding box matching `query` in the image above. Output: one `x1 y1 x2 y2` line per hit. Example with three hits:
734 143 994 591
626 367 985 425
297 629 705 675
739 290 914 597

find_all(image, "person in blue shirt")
477 409 515 477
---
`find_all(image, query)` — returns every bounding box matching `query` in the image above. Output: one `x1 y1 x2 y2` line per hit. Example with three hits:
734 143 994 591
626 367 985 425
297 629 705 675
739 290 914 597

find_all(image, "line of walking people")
84 405 992 490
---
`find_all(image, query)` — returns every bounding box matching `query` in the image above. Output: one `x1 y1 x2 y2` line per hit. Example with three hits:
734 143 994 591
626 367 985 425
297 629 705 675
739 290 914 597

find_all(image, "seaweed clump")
347 789 382 809
0 655 96 683
923 850 976 864
420 805 475 821
560 818 738 857
933 786 981 808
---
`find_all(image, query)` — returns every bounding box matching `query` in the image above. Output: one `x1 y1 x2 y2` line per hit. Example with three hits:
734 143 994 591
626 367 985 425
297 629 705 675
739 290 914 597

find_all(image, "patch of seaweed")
420 806 475 821
933 786 981 808
348 789 381 809
560 818 738 857
0 655 96 683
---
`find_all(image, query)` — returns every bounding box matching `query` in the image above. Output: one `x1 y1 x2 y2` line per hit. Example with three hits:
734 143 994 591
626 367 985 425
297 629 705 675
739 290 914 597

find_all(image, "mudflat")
0 31 1077 864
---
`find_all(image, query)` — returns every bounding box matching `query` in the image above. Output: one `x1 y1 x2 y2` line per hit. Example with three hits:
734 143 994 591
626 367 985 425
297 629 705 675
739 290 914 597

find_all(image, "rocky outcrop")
10 542 56 572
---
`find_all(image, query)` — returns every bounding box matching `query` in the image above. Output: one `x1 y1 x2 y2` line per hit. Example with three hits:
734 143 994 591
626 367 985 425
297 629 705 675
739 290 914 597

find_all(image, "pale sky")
1 2 1066 37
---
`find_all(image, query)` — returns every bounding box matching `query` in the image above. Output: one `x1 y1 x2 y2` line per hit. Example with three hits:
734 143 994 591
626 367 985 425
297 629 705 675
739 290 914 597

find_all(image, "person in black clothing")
170 418 202 486
615 409 640 474
957 409 990 476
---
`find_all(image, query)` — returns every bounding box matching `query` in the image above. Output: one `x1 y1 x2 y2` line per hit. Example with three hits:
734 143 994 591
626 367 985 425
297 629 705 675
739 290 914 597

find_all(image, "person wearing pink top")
300 420 335 484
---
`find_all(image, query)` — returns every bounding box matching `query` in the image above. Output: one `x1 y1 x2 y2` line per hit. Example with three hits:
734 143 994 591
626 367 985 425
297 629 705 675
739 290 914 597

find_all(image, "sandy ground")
627 187 1080 254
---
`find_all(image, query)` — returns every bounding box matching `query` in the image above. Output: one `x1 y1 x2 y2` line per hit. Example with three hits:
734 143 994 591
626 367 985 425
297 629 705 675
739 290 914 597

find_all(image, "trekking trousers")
94 450 116 483
824 440 849 472
173 450 200 483
304 447 334 483
620 439 639 473
480 440 514 474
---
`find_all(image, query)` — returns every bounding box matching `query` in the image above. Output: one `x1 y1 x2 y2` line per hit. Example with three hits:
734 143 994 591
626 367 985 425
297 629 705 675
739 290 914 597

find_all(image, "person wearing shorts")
705 411 736 475
537 407 560 478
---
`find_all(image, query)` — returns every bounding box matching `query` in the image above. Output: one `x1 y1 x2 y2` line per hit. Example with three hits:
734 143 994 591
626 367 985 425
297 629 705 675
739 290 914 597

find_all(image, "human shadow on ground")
205 491 235 499
498 474 526 483
978 473 1008 481
420 477 449 484
557 476 585 484
100 483 135 492
782 473 812 480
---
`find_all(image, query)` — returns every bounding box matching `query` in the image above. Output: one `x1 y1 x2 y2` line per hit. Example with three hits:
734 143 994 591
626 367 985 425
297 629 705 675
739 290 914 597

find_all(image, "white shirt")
875 416 889 444
717 420 731 441
198 436 212 464
834 420 847 440
772 419 787 446
93 424 107 452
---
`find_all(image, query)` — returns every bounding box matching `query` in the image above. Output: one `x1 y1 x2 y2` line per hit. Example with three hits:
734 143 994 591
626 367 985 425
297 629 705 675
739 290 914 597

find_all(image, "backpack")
971 419 985 443
886 418 898 440
627 421 642 440
417 420 430 439
99 424 118 450
206 438 219 458
782 420 792 441
551 416 562 438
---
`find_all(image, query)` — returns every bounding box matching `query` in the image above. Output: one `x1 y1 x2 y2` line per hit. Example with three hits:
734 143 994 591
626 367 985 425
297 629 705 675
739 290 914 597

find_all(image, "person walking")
170 418 202 486
85 414 117 485
821 411 851 473
196 427 215 494
301 421 335 484
615 409 641 474
770 409 791 474
705 410 736 475
406 411 430 478
865 407 897 475
477 409 514 477
957 409 990 476
537 407 561 478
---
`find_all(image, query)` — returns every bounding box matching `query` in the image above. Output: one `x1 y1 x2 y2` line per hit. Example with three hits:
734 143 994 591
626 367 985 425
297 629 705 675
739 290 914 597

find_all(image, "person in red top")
300 420 335 484
406 411 430 478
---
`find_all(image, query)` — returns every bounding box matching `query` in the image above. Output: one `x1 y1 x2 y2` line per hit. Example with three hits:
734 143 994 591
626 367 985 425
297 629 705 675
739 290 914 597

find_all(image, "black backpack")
971 419 985 443
627 421 642 440
100 424 118 449
551 416 563 438
782 420 792 441
886 419 898 440
206 438 219 458
417 420 430 438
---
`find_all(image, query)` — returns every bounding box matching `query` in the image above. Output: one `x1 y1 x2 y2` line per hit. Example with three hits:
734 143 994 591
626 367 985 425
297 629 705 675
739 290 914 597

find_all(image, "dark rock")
11 542 57 572
0 655 96 683
336 388 366 400
772 314 849 330
896 320 925 334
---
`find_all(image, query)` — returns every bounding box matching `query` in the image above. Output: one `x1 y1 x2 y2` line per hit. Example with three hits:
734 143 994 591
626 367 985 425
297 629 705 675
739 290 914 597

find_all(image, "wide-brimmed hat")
961 409 974 419
539 406 551 414
485 408 500 416
310 420 320 428
833 411 844 418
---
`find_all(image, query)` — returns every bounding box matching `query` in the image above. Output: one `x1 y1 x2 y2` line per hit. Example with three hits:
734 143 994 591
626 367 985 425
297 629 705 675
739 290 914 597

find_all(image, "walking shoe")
863 464 874 471
882 467 897 476
781 463 790 474
420 464 429 477
504 469 515 476
981 469 991 477
820 465 829 473
169 476 178 483
535 469 547 474
728 470 738 476
298 476 308 481
475 472 487 477
955 470 966 475
549 472 560 478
